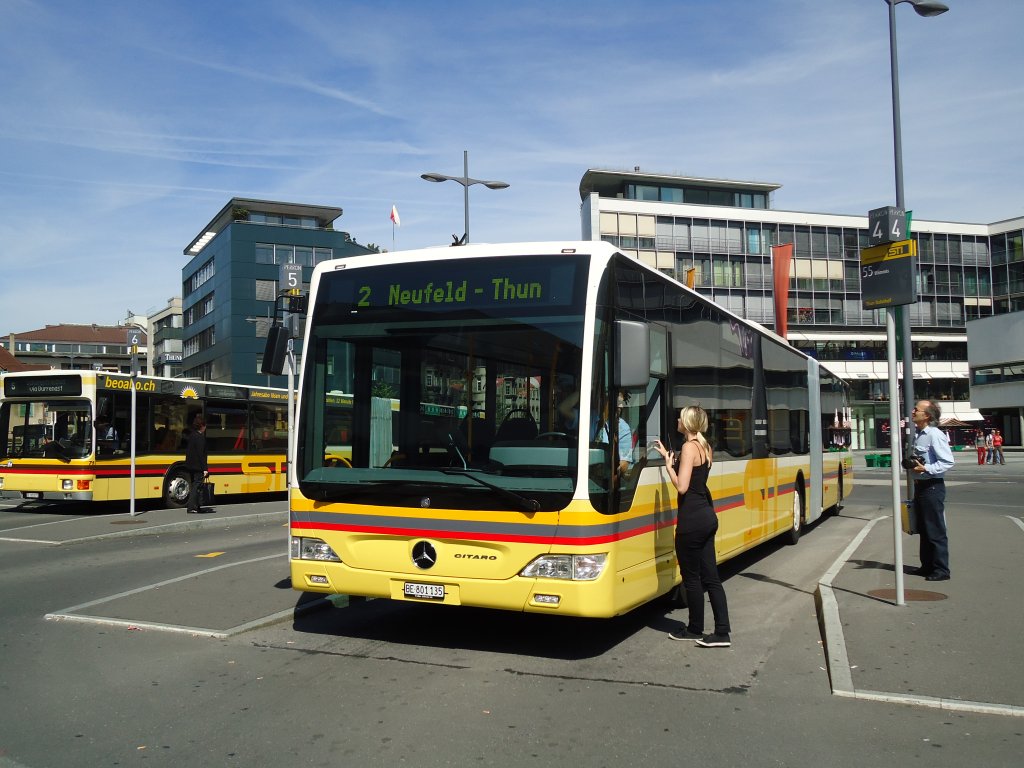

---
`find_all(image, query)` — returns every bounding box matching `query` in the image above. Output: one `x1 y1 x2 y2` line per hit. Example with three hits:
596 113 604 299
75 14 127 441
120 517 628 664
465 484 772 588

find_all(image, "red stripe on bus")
291 518 676 546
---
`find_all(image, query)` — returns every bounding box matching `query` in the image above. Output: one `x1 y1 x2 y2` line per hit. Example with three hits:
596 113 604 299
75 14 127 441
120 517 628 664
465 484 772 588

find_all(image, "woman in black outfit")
184 415 209 514
653 405 731 648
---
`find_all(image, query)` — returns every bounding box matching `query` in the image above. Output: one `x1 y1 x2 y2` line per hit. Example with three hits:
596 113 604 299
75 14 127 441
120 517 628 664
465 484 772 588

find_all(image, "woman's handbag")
201 482 215 507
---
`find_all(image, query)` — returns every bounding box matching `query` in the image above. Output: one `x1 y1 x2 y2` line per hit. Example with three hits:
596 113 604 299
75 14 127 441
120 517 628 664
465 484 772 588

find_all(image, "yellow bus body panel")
289 450 852 618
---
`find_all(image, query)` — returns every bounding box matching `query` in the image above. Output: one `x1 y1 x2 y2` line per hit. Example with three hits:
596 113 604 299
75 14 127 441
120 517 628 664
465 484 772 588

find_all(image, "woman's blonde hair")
679 405 711 455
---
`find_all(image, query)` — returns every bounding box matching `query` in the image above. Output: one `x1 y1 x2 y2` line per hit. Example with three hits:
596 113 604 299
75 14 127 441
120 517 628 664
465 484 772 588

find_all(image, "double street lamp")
421 150 509 245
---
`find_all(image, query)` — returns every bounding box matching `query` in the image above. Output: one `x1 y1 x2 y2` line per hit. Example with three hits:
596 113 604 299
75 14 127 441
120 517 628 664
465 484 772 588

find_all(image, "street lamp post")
884 0 948 605
421 150 509 244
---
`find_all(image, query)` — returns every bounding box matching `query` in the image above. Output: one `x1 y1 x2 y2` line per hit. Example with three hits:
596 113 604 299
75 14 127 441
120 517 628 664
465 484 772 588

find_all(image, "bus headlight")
290 536 341 562
520 553 607 581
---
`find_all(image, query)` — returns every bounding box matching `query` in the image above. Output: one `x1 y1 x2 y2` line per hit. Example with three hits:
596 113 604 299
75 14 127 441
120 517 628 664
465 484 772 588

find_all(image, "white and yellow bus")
289 241 853 617
0 371 289 506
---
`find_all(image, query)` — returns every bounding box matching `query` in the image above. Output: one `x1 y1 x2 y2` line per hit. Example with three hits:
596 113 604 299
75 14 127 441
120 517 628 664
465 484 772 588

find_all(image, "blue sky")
2 0 1021 334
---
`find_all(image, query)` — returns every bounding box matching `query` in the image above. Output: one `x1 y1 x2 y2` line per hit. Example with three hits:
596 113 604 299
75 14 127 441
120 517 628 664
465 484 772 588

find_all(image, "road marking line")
196 551 225 558
0 536 60 544
46 553 283 615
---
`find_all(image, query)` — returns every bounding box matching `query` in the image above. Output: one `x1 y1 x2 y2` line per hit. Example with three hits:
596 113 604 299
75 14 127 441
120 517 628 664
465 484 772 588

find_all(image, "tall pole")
129 353 138 517
888 1 916 506
463 150 471 244
883 0 949 605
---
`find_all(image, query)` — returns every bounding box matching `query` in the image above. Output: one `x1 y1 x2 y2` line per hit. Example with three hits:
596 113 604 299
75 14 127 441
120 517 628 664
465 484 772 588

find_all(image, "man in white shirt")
904 399 955 581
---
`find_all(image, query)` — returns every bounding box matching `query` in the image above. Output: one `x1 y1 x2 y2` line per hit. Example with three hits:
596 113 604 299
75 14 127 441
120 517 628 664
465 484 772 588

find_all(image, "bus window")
206 399 248 452
252 403 288 451
151 394 190 453
0 400 92 459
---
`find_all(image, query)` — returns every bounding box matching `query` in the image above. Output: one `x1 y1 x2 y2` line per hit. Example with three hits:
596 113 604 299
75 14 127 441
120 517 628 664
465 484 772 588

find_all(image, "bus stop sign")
869 206 905 246
860 239 917 309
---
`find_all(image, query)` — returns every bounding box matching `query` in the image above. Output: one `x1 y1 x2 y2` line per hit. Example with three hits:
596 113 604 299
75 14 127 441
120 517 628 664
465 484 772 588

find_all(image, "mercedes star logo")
412 541 437 570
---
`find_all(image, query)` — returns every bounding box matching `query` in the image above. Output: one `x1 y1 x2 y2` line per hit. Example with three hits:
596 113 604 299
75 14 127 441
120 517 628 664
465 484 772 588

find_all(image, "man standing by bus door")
184 416 210 514
904 400 955 581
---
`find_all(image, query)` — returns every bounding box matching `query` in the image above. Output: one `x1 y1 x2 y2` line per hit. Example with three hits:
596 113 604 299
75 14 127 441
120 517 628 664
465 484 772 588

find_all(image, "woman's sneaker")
668 627 702 641
695 633 731 648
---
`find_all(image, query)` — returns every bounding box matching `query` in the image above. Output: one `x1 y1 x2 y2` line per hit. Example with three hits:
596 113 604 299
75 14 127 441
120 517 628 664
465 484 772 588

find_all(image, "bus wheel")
164 469 191 508
787 482 805 545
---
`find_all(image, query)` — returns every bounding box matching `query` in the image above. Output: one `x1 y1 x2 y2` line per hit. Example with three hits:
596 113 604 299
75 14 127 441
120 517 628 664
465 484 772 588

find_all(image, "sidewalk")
819 453 1024 717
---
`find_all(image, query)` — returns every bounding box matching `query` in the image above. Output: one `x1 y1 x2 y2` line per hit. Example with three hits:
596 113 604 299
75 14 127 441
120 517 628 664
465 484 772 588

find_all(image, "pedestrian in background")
905 400 955 582
653 405 731 648
992 429 1005 465
985 430 994 464
184 415 210 514
974 430 986 465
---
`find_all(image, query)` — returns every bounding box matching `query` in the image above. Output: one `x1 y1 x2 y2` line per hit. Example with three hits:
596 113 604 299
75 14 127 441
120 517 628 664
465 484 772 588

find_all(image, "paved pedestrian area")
818 450 1024 717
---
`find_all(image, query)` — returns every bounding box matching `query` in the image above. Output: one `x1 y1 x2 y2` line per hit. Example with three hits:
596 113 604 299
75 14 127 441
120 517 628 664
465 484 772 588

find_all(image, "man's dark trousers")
916 480 949 577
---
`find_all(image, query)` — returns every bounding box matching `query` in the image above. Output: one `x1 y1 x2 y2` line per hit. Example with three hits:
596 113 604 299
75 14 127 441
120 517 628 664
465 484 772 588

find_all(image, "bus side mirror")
614 320 649 389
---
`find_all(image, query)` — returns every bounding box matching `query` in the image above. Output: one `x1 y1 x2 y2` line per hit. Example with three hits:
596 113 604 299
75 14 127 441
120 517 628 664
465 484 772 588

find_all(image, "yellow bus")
0 371 289 506
289 241 853 617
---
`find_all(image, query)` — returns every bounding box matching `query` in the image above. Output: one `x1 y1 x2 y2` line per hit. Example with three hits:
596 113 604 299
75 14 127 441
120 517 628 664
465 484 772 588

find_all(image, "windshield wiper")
440 469 540 512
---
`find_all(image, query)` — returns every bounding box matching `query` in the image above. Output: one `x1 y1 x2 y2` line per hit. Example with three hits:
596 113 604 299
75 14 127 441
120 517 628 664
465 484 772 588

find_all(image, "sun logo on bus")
180 386 199 400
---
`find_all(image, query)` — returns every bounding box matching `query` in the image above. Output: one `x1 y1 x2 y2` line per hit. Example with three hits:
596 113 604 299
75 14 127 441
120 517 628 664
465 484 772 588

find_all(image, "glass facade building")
181 198 375 386
580 169 1024 448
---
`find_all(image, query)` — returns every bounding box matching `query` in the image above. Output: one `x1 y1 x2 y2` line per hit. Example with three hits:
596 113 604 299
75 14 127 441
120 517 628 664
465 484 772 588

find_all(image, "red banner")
771 243 793 340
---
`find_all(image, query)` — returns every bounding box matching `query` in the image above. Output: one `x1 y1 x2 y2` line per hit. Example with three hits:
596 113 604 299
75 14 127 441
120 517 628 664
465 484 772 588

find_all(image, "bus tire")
787 479 805 545
164 467 191 508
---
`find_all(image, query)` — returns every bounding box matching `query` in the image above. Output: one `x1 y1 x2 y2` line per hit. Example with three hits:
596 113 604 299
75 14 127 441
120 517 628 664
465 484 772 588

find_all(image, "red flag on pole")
771 243 793 340
390 205 401 226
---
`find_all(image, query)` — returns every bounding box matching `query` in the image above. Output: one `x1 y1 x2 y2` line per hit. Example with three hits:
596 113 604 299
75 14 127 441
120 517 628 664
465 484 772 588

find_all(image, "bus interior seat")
494 410 538 442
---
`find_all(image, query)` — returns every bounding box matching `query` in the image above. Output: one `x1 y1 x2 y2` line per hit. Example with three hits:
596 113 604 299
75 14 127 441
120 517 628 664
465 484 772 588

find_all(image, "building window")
185 258 215 296
255 280 276 302
255 243 274 264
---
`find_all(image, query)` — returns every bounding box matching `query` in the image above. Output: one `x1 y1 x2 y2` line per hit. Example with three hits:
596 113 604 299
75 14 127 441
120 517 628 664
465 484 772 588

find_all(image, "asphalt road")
0 479 1020 768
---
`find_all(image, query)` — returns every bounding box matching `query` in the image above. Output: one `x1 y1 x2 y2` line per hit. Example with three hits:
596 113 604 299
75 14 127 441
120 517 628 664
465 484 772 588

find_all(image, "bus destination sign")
3 375 83 398
323 255 581 315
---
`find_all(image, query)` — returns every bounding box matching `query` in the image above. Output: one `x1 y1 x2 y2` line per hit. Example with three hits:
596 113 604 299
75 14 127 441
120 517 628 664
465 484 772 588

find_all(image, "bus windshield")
297 253 589 512
0 399 92 460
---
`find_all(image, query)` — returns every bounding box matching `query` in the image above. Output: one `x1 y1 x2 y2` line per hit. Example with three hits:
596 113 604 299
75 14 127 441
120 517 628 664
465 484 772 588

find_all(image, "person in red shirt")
992 430 1005 466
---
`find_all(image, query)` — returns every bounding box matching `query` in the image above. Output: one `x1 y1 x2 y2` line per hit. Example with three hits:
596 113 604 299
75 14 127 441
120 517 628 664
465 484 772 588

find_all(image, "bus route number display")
860 239 917 309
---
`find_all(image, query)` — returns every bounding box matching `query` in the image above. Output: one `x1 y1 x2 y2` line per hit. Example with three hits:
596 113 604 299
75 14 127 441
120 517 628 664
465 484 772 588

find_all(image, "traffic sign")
860 239 917 309
279 264 302 296
868 206 905 246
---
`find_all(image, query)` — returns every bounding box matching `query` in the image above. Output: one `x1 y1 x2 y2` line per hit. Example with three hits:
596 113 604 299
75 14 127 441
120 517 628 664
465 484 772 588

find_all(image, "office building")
146 298 183 378
181 198 375 386
967 312 1024 444
580 168 1024 448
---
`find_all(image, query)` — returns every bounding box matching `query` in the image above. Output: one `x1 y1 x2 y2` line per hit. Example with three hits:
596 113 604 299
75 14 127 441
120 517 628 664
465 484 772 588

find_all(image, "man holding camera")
905 399 955 581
